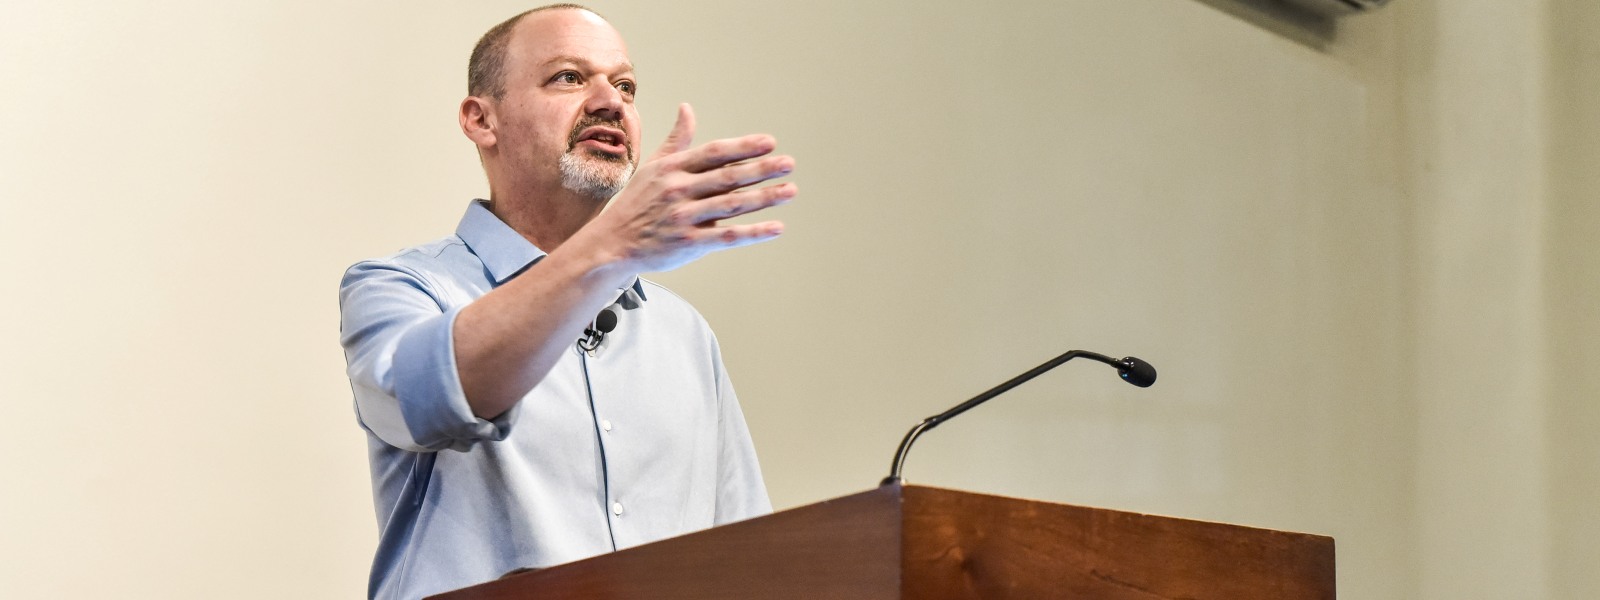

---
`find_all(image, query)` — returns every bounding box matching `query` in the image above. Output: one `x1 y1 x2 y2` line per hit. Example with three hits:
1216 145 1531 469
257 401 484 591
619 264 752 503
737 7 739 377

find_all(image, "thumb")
650 103 696 161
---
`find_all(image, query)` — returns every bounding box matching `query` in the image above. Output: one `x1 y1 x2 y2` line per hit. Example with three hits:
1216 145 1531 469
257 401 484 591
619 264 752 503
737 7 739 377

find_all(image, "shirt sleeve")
339 260 519 452
710 339 773 524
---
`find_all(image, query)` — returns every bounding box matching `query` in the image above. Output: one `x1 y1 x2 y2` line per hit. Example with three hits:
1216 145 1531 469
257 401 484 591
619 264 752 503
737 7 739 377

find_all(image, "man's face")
494 9 641 200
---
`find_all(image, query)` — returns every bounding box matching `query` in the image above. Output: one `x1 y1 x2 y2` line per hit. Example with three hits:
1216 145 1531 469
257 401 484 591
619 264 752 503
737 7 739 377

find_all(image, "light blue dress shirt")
338 200 771 600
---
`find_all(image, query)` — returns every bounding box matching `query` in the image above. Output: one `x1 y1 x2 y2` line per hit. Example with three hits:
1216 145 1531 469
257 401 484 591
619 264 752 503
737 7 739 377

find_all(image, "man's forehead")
512 9 632 70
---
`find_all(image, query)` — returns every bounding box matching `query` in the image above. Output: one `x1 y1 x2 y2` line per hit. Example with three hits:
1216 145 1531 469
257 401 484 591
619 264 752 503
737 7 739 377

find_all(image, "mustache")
567 116 633 159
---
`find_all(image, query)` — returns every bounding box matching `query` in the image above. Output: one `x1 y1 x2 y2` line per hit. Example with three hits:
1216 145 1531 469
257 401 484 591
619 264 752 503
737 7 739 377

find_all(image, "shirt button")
601 419 613 432
612 502 624 516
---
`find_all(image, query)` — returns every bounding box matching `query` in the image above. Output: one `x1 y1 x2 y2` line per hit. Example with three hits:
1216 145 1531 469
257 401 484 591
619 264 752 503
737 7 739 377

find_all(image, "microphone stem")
881 349 1120 486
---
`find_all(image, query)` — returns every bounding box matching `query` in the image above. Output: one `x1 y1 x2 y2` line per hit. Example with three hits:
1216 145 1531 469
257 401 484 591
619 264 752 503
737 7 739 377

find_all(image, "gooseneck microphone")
879 350 1156 486
578 307 619 353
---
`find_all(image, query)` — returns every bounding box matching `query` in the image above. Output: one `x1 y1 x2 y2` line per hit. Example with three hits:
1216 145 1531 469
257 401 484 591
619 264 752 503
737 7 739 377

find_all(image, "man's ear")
460 96 496 148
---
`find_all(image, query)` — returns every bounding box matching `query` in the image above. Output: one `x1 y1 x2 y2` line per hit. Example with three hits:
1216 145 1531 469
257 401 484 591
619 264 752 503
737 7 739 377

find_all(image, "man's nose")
584 80 624 120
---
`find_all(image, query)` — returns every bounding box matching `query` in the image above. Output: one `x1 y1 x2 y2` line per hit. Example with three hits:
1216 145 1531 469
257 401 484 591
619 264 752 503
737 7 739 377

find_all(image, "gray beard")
558 151 634 201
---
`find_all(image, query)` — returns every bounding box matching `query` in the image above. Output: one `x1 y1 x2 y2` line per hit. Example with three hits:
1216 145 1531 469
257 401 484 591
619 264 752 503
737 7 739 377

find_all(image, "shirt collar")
455 199 646 301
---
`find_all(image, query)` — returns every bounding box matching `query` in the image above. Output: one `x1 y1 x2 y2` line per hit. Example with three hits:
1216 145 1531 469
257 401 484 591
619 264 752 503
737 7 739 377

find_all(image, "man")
338 5 796 598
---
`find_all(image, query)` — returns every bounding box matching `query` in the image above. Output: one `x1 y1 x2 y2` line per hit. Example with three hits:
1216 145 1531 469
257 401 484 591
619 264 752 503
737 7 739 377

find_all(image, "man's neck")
488 184 606 252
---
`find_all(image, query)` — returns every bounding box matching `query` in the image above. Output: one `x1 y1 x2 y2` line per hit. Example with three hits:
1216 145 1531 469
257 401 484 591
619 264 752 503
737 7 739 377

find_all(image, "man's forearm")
452 243 633 420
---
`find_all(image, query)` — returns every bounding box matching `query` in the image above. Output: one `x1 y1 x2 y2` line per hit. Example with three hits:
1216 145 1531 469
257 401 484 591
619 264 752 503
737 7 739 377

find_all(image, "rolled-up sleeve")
339 260 518 452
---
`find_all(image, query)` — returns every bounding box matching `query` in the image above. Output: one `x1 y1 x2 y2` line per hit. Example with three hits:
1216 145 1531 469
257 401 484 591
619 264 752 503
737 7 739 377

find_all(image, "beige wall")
1401 1 1550 596
1543 0 1600 597
0 0 1592 598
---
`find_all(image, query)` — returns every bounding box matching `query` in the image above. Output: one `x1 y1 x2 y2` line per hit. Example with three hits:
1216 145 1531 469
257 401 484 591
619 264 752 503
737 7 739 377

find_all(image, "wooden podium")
429 485 1334 599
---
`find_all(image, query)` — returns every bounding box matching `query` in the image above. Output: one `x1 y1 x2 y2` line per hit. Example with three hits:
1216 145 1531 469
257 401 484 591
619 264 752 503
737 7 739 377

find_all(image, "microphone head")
1116 357 1156 387
594 307 619 333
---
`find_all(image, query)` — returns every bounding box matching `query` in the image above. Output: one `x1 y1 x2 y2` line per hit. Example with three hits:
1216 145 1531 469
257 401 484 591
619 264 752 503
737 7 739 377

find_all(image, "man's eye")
617 81 636 95
553 71 580 84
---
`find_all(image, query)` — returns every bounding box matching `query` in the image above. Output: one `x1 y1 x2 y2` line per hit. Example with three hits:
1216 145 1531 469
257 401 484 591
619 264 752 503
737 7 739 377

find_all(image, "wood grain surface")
429 485 1334 599
900 486 1335 599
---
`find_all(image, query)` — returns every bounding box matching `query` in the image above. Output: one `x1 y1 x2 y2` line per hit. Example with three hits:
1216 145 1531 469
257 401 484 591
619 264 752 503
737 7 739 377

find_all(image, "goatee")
559 116 636 201
558 150 633 201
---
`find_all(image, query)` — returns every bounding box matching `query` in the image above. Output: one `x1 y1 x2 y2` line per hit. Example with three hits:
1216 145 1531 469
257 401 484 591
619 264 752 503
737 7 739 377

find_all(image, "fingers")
682 182 798 224
673 134 779 174
676 154 795 201
649 103 696 162
687 221 786 250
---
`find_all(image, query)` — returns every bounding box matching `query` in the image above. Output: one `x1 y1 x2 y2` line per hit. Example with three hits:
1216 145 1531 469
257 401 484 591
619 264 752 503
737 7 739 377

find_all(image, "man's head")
460 5 640 202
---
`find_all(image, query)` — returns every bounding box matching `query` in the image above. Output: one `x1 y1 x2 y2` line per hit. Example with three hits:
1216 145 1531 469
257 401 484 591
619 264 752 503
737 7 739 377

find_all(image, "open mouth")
574 126 629 157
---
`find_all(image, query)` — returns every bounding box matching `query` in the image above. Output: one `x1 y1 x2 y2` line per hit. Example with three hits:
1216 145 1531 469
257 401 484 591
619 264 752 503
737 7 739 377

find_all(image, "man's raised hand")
587 103 797 274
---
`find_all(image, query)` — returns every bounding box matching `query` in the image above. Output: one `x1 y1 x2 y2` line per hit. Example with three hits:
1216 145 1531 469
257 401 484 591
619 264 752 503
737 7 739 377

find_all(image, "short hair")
468 4 600 99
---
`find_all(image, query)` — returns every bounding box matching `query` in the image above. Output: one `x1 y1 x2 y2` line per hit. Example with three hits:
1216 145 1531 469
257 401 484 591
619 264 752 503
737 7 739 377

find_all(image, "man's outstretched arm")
453 104 798 419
